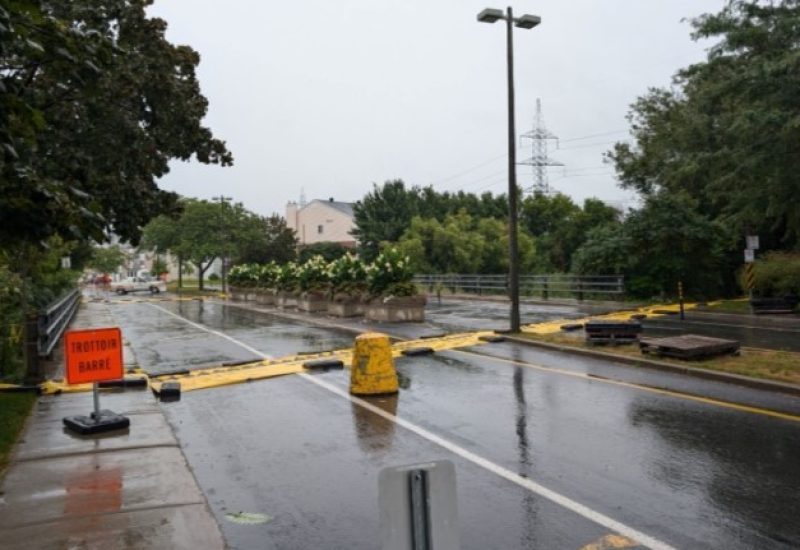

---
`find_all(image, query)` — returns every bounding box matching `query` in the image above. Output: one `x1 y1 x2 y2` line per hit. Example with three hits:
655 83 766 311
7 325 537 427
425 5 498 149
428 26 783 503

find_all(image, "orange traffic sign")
64 327 123 385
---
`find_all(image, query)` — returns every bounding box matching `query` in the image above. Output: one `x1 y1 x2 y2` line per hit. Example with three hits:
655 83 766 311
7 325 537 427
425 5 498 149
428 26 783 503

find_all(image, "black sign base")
63 410 130 435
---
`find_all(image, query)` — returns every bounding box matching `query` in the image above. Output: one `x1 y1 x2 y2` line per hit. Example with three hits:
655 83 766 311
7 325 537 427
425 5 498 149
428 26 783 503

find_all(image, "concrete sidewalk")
0 301 224 549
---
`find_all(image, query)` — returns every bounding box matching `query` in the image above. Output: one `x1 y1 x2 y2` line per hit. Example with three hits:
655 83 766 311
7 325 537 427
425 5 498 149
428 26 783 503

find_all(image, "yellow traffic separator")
37 330 499 396
350 333 398 395
145 330 495 394
522 300 721 335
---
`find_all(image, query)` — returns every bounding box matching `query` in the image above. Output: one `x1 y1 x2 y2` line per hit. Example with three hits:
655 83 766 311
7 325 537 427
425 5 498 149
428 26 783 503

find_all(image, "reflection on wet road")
110 298 800 549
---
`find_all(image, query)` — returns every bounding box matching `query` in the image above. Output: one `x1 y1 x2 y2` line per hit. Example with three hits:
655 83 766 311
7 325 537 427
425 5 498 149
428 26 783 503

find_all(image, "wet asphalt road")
108 297 800 550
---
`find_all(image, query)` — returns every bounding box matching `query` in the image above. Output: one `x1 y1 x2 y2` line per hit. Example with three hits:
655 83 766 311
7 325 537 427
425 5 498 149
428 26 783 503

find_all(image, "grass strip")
0 392 36 474
518 332 800 386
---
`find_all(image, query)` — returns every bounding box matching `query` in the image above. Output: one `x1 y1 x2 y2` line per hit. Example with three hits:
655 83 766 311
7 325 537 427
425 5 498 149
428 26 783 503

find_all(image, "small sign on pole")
744 249 755 263
60 256 71 269
63 328 130 435
746 235 760 250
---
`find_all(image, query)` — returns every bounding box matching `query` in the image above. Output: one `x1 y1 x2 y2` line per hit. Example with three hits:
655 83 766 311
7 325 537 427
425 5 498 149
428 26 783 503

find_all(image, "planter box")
297 292 328 313
750 295 799 314
276 291 298 309
327 298 365 318
365 295 426 323
229 287 244 301
254 289 276 306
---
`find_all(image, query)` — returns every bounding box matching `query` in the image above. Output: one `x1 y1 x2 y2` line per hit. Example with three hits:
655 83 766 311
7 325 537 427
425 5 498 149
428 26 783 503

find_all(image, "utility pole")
519 98 563 195
213 195 232 294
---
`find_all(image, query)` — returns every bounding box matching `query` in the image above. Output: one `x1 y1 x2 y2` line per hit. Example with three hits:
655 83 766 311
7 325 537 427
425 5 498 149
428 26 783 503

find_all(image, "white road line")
146 302 676 550
148 303 273 359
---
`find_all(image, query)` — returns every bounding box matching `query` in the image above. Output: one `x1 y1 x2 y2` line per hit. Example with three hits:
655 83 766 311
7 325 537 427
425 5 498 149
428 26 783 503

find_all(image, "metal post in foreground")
478 6 541 333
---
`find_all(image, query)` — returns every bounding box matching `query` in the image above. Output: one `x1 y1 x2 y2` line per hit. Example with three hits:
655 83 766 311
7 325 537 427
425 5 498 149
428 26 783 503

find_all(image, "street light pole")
478 7 541 333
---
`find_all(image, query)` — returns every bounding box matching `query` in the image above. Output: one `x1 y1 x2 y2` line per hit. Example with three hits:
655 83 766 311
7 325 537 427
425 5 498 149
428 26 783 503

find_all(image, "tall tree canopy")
608 0 800 250
352 180 508 259
0 0 232 249
395 211 535 274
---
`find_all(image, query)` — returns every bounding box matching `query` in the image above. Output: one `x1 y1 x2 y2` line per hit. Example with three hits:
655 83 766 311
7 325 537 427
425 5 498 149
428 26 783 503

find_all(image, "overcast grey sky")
148 0 725 216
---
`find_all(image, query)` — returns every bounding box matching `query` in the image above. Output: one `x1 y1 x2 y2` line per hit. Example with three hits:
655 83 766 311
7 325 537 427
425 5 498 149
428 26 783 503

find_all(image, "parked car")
109 276 167 295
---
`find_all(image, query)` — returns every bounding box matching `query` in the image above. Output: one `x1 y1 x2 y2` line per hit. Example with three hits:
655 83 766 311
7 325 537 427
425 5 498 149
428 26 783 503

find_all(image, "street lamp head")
514 14 541 29
477 8 504 23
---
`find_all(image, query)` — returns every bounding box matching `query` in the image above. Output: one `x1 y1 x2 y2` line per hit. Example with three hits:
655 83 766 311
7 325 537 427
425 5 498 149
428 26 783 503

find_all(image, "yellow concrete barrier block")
350 332 398 396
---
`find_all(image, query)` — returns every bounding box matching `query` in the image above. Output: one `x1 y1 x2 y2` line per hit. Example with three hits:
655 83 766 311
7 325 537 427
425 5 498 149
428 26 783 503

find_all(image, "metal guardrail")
37 288 81 357
413 274 625 300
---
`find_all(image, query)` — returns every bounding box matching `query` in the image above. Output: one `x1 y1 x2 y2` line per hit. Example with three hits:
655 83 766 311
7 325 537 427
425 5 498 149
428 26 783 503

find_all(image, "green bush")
296 255 330 293
367 248 416 297
208 273 220 281
750 252 800 296
329 252 367 296
275 262 299 292
257 262 279 289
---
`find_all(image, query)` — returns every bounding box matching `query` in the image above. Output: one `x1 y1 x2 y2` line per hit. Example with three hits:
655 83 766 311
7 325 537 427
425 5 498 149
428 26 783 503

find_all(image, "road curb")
504 335 800 397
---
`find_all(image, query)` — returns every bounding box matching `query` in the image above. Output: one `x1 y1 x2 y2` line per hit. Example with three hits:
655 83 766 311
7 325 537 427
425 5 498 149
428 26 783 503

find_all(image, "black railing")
37 288 81 357
413 274 625 301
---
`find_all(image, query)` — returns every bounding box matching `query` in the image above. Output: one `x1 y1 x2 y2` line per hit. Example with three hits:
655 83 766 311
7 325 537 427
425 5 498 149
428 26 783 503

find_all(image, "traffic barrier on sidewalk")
351 333 399 396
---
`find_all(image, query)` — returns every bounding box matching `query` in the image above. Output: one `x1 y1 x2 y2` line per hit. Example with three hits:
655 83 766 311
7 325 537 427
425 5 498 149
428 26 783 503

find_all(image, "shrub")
367 248 416 297
208 273 220 281
275 262 299 292
296 255 330 293
329 252 367 296
750 252 800 296
257 262 279 289
228 264 259 287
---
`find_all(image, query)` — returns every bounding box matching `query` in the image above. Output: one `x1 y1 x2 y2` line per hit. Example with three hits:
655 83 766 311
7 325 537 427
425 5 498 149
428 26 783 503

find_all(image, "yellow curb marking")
581 533 640 550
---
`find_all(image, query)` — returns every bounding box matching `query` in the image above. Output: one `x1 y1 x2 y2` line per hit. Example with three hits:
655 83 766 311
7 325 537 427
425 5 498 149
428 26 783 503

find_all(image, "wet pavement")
0 300 224 550
104 297 800 549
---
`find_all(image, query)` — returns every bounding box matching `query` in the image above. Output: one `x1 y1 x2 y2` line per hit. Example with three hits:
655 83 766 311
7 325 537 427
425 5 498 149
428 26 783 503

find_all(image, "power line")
425 131 629 189
559 129 628 143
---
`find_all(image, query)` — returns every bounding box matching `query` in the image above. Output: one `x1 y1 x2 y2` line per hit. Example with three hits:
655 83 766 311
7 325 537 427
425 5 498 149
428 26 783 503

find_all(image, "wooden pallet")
639 334 740 360
585 320 642 345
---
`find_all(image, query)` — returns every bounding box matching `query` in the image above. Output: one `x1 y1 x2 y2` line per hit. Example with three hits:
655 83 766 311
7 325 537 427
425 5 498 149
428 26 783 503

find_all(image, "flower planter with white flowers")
327 253 368 317
275 262 299 308
295 255 331 312
364 248 425 323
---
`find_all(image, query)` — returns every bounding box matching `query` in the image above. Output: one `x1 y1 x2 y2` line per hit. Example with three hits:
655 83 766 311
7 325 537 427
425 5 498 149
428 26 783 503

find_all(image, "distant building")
285 197 356 247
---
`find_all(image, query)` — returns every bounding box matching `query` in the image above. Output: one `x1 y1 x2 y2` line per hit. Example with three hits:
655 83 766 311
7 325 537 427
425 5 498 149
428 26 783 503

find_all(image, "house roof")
312 199 354 217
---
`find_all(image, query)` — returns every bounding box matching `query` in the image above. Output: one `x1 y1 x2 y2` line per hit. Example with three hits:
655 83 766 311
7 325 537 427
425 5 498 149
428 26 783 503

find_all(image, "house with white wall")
285 198 356 247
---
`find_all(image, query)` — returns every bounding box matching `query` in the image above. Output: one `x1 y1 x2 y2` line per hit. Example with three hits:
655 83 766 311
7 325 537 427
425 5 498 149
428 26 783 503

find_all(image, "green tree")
142 200 297 289
521 193 620 272
608 0 800 249
87 245 126 275
353 180 510 260
298 242 348 263
395 211 535 274
232 214 297 265
0 0 232 250
573 192 732 298
353 180 419 260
